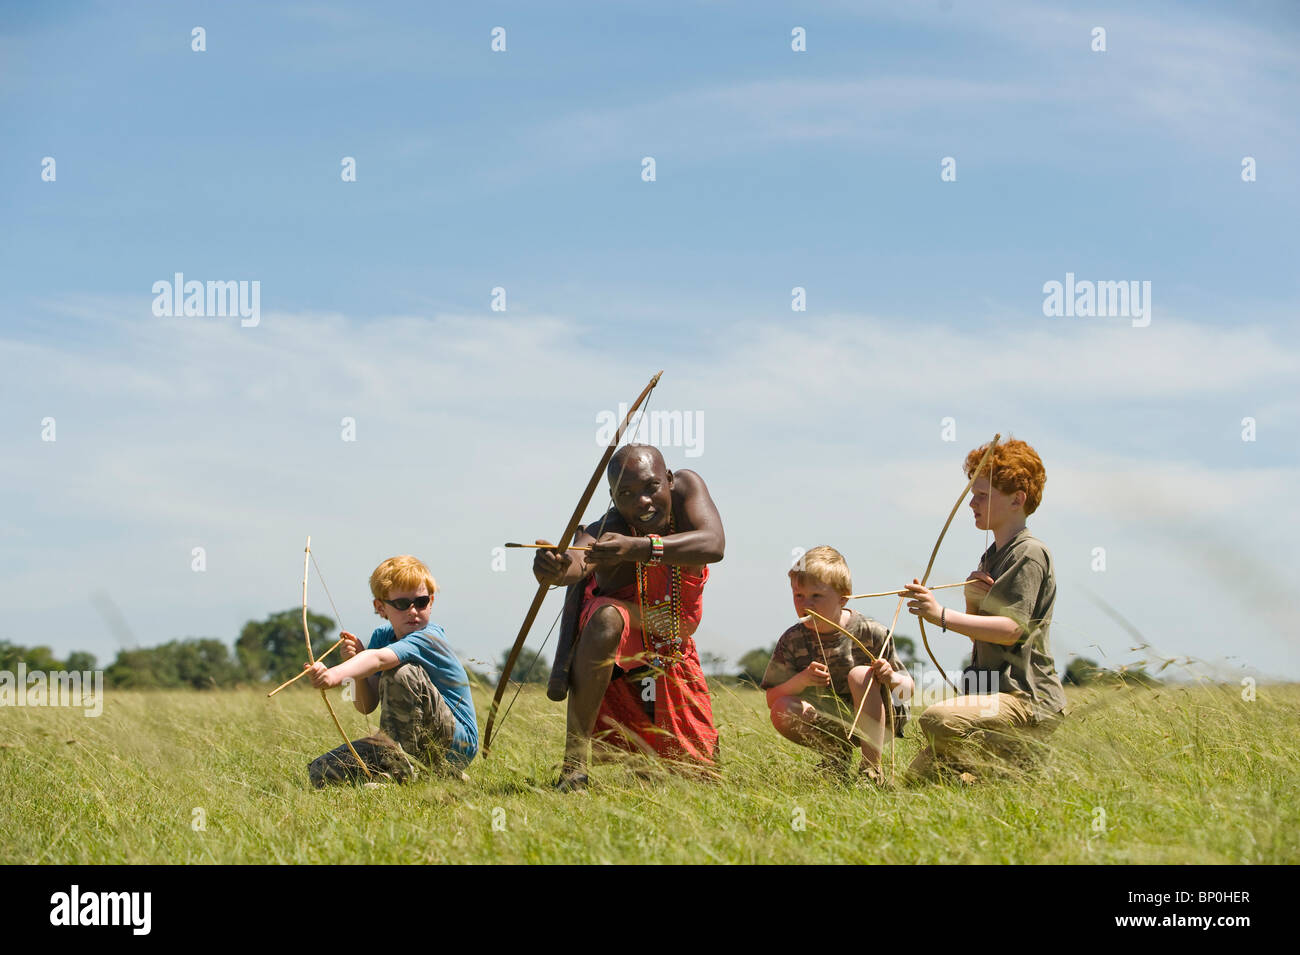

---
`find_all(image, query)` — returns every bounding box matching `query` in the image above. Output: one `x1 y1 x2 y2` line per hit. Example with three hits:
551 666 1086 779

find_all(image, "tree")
891 634 919 670
105 649 165 688
17 644 61 671
65 651 97 672
0 642 89 672
1112 665 1159 688
1064 656 1103 686
169 639 239 689
236 609 337 684
737 646 773 686
103 639 239 689
500 647 549 684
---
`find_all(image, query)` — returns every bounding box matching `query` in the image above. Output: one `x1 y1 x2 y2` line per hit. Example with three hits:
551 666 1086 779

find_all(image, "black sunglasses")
383 596 432 611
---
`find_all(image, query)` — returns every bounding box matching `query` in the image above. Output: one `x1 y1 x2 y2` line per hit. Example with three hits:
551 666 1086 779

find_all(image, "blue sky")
2 1 1298 683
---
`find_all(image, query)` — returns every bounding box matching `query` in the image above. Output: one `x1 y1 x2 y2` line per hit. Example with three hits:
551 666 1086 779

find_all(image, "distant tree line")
1063 656 1159 687
2 620 1158 692
1 609 345 690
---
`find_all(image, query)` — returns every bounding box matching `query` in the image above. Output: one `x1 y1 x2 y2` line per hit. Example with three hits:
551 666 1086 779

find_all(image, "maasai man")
533 444 725 791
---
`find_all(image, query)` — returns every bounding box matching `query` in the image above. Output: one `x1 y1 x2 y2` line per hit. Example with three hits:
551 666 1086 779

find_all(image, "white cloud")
2 298 1296 679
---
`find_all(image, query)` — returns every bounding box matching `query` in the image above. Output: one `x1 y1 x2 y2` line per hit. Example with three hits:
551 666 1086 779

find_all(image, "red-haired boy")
903 438 1067 781
305 555 478 786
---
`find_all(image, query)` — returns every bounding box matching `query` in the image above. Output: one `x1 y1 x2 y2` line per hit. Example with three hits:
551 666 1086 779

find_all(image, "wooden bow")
916 434 1000 692
301 536 370 778
481 370 664 755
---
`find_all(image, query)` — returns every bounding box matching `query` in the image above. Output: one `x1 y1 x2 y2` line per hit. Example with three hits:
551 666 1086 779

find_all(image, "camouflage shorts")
797 697 907 761
378 662 458 766
307 663 459 788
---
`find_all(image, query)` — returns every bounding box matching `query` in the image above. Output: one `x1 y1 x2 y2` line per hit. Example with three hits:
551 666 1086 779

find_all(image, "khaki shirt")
762 610 910 735
969 528 1068 722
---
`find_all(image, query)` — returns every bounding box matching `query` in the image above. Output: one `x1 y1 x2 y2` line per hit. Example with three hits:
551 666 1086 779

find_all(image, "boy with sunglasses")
305 555 478 786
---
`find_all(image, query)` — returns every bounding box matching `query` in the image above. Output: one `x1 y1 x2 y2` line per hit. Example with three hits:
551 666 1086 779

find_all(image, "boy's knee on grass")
769 695 802 727
308 750 353 789
770 696 823 740
308 734 419 788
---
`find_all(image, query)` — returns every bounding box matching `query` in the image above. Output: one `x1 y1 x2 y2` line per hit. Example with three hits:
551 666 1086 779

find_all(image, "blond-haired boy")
306 555 478 786
762 546 913 781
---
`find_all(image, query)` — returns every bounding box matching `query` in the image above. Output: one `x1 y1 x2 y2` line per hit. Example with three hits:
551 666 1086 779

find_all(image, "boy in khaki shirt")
903 438 1067 781
762 547 913 782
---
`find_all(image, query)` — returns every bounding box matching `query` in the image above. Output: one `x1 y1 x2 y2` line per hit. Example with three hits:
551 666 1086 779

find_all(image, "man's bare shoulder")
670 470 708 531
672 469 709 493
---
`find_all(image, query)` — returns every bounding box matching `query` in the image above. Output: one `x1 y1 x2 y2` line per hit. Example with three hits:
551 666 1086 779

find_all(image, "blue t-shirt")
368 623 479 766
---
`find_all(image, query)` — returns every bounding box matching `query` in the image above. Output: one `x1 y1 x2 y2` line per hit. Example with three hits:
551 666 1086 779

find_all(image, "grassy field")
2 681 1296 864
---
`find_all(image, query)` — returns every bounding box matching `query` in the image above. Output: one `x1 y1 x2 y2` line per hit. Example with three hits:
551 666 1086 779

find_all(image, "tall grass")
2 681 1295 863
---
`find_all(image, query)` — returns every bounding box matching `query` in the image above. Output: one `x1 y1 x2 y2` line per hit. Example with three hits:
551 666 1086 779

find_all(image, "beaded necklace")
635 515 684 670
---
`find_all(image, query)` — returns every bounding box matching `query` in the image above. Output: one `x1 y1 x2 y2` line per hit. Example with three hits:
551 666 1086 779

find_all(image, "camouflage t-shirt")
761 610 910 736
968 528 1068 722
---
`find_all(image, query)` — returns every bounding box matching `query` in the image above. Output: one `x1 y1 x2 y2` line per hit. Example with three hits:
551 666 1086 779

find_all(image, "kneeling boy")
904 438 1067 781
762 546 912 780
306 555 478 786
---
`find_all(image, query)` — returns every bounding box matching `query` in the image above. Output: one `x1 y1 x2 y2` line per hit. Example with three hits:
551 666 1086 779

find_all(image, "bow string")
481 371 663 754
